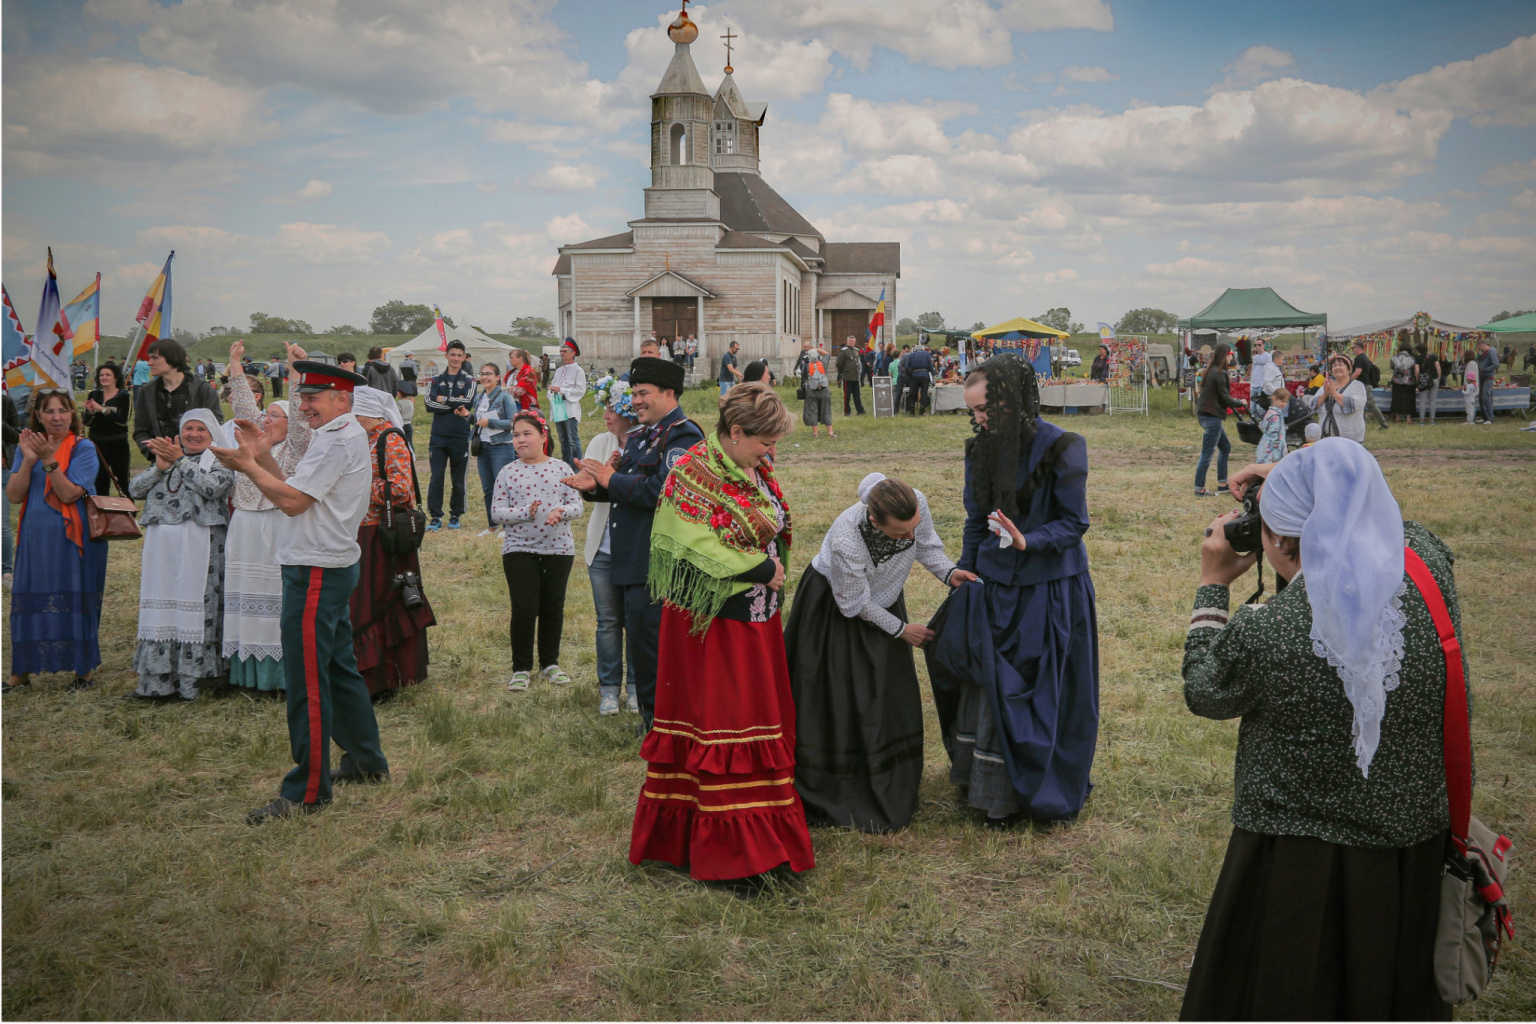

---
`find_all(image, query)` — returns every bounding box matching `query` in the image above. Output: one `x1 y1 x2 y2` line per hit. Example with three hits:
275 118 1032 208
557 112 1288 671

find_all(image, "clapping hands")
147 436 183 470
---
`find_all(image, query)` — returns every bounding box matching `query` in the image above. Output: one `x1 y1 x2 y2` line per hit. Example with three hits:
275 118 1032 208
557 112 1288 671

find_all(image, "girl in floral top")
491 412 583 691
1253 383 1289 464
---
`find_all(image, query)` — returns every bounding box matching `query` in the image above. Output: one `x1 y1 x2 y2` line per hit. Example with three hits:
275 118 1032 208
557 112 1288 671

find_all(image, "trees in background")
326 324 364 335
370 300 451 335
1489 309 1534 322
249 312 313 334
1115 307 1180 334
1034 307 1085 334
509 316 555 337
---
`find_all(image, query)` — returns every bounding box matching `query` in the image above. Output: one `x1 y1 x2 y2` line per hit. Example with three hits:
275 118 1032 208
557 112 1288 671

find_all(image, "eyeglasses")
32 387 72 397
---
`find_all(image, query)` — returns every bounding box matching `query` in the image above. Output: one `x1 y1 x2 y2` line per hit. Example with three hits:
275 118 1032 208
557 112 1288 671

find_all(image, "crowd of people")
0 326 1507 1015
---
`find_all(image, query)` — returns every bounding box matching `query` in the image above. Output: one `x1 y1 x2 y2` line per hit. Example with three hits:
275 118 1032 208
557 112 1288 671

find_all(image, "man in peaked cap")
564 356 702 729
211 356 392 822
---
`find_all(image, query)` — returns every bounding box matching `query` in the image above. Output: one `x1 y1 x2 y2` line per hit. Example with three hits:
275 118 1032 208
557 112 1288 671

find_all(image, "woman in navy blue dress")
5 389 108 693
926 354 1099 824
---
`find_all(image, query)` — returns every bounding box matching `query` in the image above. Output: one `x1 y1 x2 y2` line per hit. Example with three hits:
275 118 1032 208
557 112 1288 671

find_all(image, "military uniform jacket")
586 405 705 586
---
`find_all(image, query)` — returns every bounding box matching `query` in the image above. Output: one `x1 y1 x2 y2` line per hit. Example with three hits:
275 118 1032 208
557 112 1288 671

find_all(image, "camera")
1223 489 1264 555
391 571 425 610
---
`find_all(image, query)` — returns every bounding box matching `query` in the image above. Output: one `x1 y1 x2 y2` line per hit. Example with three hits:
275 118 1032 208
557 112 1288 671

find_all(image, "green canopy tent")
1178 286 1327 363
1478 313 1536 333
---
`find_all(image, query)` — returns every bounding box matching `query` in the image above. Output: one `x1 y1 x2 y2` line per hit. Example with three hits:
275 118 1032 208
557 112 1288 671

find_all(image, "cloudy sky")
3 0 1534 337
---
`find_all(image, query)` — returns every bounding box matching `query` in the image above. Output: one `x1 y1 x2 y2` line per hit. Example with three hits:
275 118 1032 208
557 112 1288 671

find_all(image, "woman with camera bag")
1180 439 1476 1019
350 386 436 698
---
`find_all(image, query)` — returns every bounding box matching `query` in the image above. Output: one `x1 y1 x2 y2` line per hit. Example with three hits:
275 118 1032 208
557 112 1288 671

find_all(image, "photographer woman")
1194 342 1234 497
351 386 436 698
1180 439 1468 1019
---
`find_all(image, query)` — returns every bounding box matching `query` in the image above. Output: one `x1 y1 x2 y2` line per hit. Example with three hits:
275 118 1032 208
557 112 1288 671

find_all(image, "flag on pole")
2 284 33 390
129 251 175 366
866 287 886 347
1098 322 1116 342
434 304 449 352
31 249 71 389
62 274 101 357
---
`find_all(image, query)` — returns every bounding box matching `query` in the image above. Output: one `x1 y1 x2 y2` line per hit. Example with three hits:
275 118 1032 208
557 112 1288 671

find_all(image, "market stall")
1329 313 1489 367
969 317 1068 380
1177 287 1327 411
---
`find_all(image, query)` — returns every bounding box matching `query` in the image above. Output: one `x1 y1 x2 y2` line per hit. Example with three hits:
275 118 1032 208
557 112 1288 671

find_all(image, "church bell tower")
644 6 719 221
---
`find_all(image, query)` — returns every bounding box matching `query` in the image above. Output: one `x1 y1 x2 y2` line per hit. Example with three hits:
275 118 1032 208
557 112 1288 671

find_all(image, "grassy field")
3 385 1533 1019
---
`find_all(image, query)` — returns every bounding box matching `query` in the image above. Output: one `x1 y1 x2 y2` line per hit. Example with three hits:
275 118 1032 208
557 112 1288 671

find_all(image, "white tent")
382 323 515 376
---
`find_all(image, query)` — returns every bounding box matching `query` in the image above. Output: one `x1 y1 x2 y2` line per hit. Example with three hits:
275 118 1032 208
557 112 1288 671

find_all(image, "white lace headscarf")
1259 437 1406 777
179 409 230 471
352 386 404 431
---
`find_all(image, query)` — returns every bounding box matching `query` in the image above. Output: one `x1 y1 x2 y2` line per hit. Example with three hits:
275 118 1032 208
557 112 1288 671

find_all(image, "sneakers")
447 516 462 530
599 694 620 716
541 665 571 686
246 796 325 825
476 528 497 537
508 671 531 691
427 518 442 531
626 691 640 714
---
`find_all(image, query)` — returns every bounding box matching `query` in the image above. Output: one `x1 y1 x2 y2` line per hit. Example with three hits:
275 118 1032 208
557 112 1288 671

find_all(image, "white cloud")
296 179 333 201
1511 189 1536 214
522 163 608 192
476 181 499 196
2 57 277 159
1210 45 1295 92
1061 65 1119 83
1479 158 1536 186
1376 33 1536 127
545 213 594 244
998 0 1114 33
136 221 389 265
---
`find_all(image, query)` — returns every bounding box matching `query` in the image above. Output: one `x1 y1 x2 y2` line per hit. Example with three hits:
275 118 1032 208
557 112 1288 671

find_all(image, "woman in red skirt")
629 383 814 882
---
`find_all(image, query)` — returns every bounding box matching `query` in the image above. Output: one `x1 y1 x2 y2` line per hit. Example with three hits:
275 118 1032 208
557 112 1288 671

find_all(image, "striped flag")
434 303 449 351
866 287 886 346
129 251 175 365
62 273 102 356
2 283 33 390
31 250 71 389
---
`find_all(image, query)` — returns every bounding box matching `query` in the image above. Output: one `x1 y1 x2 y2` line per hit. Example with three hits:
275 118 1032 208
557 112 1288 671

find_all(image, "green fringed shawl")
648 434 792 633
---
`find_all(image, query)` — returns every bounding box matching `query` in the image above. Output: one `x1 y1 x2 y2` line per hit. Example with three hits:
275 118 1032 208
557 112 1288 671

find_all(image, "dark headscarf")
964 353 1040 519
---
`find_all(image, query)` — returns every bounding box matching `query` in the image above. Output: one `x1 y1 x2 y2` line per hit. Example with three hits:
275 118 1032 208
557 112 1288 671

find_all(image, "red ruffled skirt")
629 607 815 881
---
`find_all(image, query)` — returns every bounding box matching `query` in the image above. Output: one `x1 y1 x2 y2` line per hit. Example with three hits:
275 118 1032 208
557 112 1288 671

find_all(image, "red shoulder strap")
1402 547 1471 851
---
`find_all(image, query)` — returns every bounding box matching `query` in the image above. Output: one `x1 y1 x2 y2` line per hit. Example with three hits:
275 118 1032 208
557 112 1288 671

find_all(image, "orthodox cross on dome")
722 27 737 74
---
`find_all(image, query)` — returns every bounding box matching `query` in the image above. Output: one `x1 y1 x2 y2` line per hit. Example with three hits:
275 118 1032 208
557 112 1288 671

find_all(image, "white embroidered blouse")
810 490 957 636
229 372 312 512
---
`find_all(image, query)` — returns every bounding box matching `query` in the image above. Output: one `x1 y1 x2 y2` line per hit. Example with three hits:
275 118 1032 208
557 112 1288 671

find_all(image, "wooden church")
552 7 900 369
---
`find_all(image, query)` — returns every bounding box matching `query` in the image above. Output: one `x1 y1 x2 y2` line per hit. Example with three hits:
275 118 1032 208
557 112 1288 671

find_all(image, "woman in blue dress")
926 354 1099 824
5 389 109 693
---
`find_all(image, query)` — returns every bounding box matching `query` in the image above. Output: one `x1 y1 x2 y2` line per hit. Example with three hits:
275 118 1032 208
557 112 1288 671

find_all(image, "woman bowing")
785 472 976 832
926 354 1099 825
629 383 814 883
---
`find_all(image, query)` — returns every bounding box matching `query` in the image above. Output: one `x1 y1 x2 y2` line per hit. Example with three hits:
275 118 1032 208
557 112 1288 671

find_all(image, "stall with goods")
1177 287 1327 413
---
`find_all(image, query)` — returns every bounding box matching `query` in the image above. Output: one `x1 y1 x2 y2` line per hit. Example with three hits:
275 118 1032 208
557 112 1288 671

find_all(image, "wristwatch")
43 461 60 474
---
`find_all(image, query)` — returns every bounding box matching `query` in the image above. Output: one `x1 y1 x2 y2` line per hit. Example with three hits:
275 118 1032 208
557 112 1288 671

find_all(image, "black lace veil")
964 353 1040 519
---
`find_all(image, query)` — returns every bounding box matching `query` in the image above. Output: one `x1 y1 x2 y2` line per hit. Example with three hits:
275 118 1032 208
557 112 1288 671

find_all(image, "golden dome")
668 11 698 44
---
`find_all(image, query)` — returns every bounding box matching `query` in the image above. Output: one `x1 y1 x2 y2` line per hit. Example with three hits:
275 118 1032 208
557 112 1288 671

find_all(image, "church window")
669 123 687 165
714 121 735 155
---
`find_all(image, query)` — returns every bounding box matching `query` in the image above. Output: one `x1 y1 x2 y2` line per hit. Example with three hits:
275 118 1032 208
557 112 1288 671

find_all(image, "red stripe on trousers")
302 567 325 804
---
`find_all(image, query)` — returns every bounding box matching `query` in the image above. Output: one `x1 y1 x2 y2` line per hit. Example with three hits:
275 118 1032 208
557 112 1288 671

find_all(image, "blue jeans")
720 381 732 397
1478 379 1495 423
554 417 582 472
588 548 634 698
2 465 13 575
1195 413 1230 490
476 442 516 528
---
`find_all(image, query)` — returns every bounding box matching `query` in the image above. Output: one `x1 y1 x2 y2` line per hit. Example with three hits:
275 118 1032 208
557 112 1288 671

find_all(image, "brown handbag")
87 459 142 542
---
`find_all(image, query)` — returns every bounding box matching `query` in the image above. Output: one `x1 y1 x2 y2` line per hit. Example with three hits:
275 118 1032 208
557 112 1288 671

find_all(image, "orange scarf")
17 432 85 554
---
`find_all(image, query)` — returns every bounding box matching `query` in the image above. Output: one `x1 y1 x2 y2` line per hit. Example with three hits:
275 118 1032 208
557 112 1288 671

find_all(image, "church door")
829 309 871 349
651 298 697 346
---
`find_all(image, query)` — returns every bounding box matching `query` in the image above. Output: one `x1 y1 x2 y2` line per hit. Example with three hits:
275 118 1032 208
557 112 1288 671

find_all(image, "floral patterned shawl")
649 434 791 632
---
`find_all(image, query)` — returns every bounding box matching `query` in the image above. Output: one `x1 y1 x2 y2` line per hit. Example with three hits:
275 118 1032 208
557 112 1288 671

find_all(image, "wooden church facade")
552 10 900 370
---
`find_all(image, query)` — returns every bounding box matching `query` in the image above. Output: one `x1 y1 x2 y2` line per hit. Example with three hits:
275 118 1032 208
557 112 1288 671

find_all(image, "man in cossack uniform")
212 360 391 822
564 356 703 728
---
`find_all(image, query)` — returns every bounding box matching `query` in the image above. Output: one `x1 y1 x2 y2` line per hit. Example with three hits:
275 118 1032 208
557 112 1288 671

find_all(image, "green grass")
3 388 1533 1019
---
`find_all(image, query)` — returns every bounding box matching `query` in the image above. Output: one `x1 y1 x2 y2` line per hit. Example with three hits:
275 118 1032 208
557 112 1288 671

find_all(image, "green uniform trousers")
280 563 389 806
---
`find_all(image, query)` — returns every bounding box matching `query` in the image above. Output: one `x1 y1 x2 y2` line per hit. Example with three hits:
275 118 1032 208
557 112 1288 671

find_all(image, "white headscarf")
1259 437 1406 777
857 471 886 503
352 386 404 431
179 409 230 471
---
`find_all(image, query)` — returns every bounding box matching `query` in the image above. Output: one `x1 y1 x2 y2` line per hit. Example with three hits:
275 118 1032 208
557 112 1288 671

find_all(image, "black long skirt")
784 566 924 833
1181 826 1449 1021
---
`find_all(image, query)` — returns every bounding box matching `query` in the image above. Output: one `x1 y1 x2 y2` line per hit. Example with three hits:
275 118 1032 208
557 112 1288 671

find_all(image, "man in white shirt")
211 359 390 823
549 338 588 471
